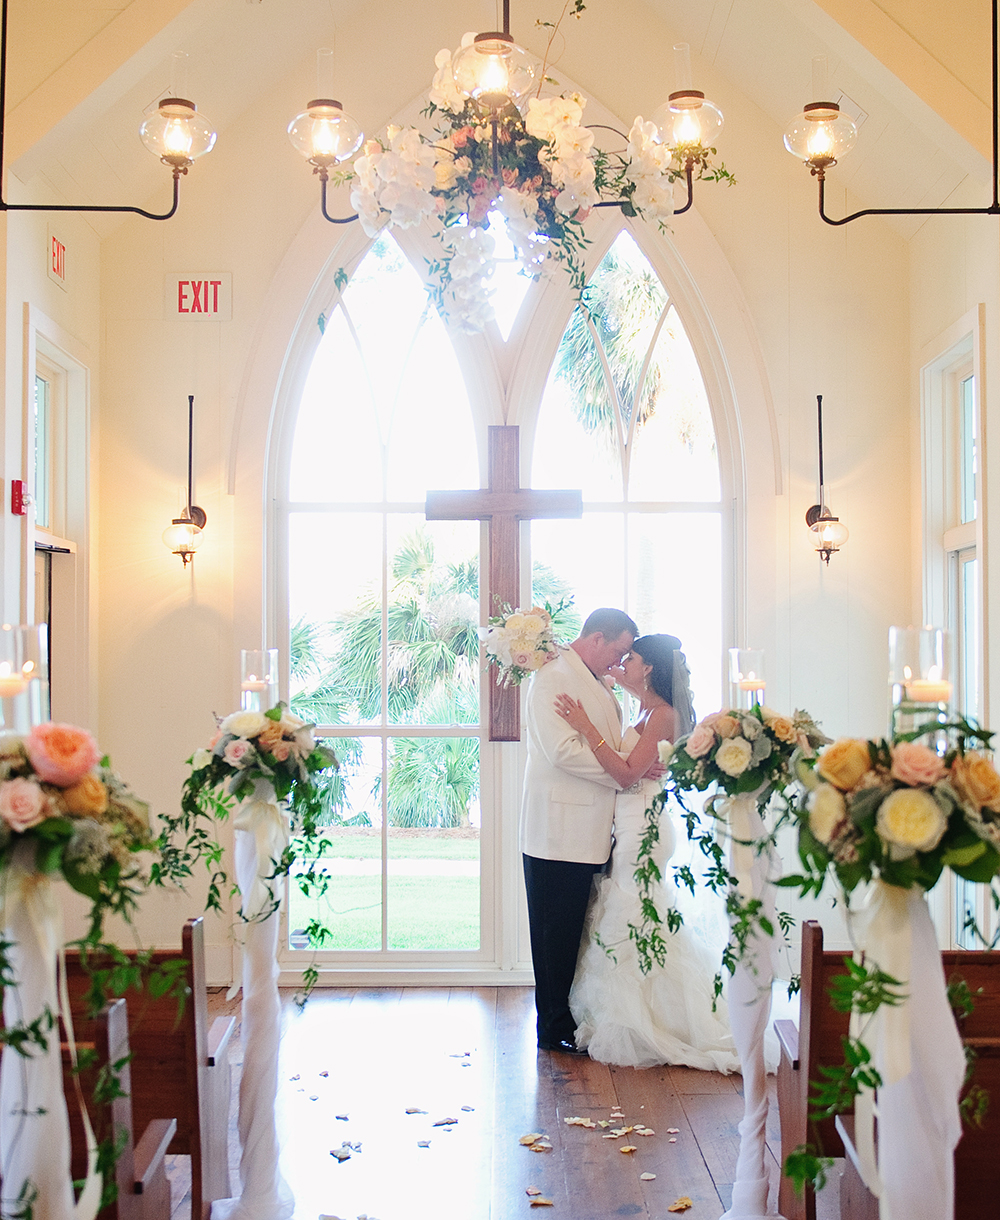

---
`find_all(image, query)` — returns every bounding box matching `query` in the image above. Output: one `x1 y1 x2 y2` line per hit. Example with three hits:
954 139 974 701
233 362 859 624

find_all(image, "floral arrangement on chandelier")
320 13 733 334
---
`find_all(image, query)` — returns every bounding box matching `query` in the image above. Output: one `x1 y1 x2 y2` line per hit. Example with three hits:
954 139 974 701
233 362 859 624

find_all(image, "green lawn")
308 832 480 861
287 857 480 951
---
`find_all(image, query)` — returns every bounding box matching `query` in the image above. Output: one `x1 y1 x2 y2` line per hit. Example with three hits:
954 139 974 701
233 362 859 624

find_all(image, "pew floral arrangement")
164 704 337 1002
627 705 828 981
785 723 1000 897
665 705 830 808
779 717 1000 1200
0 721 157 921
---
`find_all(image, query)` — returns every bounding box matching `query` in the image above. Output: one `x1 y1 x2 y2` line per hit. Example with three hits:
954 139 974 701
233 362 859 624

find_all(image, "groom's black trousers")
522 853 603 1046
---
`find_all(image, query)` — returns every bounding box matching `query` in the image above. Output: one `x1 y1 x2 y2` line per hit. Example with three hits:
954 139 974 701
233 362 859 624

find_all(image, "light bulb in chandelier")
288 100 364 169
452 31 535 109
140 99 217 171
783 57 857 171
651 43 723 157
162 515 205 566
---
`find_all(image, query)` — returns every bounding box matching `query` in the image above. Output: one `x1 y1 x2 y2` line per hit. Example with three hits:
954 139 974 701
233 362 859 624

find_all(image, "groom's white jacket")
520 646 627 865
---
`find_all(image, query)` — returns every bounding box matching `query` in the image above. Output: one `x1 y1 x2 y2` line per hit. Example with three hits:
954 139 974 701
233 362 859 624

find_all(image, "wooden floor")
172 986 843 1220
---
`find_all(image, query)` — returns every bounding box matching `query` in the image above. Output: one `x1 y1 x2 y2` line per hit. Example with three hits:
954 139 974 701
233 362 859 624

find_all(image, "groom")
520 607 637 1054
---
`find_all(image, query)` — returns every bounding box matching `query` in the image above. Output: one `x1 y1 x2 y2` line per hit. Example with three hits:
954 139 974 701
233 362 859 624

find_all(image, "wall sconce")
163 395 206 566
805 393 848 564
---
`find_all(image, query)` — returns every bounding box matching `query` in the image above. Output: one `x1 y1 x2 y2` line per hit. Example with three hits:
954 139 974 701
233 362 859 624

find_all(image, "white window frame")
23 306 92 728
920 305 989 947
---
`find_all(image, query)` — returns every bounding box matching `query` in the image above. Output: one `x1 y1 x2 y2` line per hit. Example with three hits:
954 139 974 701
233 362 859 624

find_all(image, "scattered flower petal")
309 1095 318 1101
529 1200 554 1208
417 1140 430 1148
336 1113 349 1121
640 1173 657 1181
433 1117 458 1127
330 1146 351 1162
461 1105 475 1112
620 1145 637 1154
319 1070 329 1077
667 1128 680 1134
530 1142 553 1153
520 1133 543 1145
525 1187 542 1196
668 1199 694 1213
563 1116 596 1128
669 1138 677 1143
405 1107 426 1115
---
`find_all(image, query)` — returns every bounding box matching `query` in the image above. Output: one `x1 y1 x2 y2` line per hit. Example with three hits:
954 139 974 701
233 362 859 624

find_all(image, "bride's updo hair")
631 634 683 704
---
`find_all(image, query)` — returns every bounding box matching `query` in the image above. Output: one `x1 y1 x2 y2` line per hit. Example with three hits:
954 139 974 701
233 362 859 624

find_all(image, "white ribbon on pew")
849 881 965 1220
721 792 787 1220
212 779 294 1220
0 849 77 1220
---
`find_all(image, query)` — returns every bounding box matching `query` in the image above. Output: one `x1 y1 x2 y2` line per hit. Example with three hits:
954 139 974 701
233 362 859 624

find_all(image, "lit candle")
241 680 269 694
738 675 766 692
904 679 952 704
0 662 29 698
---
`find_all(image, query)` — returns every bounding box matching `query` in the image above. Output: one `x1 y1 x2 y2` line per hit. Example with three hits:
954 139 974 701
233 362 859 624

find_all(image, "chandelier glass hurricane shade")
806 393 848 564
163 395 207 567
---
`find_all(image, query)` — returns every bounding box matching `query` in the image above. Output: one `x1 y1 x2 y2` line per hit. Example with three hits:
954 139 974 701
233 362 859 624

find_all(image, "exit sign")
166 273 232 320
47 228 66 290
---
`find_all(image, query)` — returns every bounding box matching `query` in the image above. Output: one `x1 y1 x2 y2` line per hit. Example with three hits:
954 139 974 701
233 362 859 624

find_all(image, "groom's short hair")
580 607 638 640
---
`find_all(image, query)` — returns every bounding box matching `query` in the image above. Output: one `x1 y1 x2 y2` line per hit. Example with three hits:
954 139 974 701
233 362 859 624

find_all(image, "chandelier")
286 4 733 331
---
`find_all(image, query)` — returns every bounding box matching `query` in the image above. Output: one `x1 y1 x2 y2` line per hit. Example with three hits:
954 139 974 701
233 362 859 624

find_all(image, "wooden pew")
835 953 1000 1220
775 921 847 1220
65 998 176 1220
776 920 1000 1220
65 917 235 1220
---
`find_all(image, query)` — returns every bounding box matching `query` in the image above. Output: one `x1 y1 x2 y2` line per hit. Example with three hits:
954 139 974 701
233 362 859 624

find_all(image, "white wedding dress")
570 728 741 1072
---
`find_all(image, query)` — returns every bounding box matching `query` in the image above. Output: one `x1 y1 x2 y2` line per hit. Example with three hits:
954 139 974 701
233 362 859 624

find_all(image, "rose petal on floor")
619 1145 637 1154
667 1198 693 1213
640 1173 656 1181
525 1187 542 1196
405 1107 427 1115
417 1140 430 1148
666 1128 680 1134
529 1199 554 1207
519 1133 543 1145
433 1117 458 1126
461 1105 475 1112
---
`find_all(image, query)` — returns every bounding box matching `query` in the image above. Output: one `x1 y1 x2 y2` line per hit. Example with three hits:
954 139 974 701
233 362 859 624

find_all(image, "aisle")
190 985 841 1220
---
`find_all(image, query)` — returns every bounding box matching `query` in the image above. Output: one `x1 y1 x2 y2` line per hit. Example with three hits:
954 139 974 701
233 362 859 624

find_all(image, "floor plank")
185 985 810 1220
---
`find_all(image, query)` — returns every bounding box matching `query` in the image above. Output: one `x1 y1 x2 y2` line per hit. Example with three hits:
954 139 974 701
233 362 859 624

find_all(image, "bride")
554 634 739 1072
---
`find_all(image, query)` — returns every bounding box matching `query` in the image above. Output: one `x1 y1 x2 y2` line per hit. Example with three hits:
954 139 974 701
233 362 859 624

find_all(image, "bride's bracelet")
621 780 643 794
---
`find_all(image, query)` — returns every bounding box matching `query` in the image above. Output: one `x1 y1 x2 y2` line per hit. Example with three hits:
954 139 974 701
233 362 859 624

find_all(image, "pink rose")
685 723 716 758
223 739 252 766
890 741 946 788
0 777 48 832
700 712 725 728
468 195 491 223
271 742 291 762
24 723 101 787
512 651 532 668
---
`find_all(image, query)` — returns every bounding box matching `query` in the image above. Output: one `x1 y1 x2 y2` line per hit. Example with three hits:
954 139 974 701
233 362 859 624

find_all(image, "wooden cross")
425 426 582 741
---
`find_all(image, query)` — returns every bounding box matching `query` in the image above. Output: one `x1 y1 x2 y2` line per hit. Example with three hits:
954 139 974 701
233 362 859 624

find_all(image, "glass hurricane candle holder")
0 624 49 735
240 649 279 712
889 625 951 742
729 648 765 711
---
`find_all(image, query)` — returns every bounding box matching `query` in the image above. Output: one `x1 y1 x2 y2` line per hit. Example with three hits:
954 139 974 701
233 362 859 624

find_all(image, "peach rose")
271 741 292 762
809 784 848 844
767 716 797 745
61 773 109 818
0 777 48 832
24 723 101 787
890 741 945 788
256 722 284 752
816 738 871 791
713 716 740 739
951 751 1000 812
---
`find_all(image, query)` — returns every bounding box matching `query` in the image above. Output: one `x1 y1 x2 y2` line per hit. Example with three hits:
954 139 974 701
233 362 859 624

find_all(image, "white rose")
504 613 525 631
657 740 674 766
808 784 847 844
876 788 948 857
192 748 212 771
715 736 753 777
220 710 269 739
521 614 544 635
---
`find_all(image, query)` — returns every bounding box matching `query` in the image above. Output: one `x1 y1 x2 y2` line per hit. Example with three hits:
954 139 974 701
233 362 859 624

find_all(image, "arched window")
530 231 722 716
278 223 724 972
